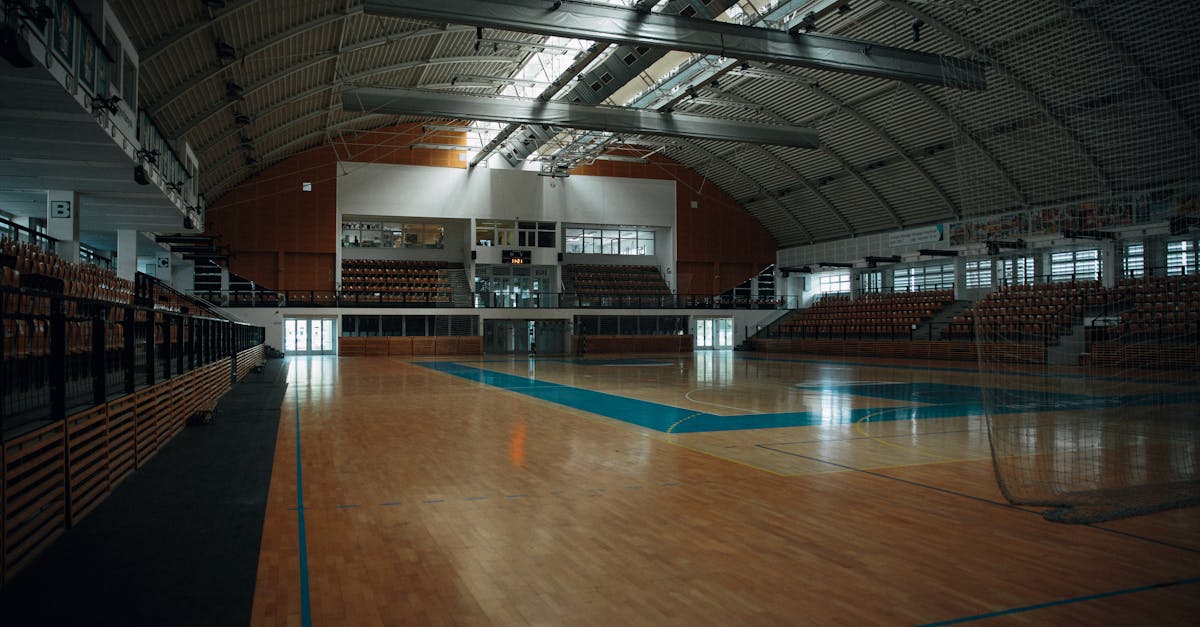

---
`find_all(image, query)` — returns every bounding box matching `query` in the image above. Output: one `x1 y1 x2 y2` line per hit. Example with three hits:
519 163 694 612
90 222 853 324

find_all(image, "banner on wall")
947 186 1199 246
888 224 943 249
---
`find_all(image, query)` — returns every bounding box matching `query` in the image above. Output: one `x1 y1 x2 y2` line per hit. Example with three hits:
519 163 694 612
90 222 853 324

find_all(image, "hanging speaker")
557 252 563 262
470 250 477 260
134 165 150 185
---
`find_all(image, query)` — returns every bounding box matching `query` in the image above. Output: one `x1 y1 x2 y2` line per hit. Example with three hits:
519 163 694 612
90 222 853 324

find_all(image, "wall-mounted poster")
52 0 75 69
78 32 96 94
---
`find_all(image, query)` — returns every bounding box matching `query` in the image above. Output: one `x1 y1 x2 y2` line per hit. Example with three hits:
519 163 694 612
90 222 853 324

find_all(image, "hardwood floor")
250 353 1200 626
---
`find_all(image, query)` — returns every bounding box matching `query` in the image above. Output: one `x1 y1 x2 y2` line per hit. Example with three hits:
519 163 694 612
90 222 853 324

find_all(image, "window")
964 259 992 289
859 270 882 293
1166 240 1198 276
817 272 850 294
342 219 444 248
1050 249 1099 282
516 221 557 248
893 264 953 292
1123 243 1145 278
121 53 137 108
1000 256 1035 286
564 226 655 256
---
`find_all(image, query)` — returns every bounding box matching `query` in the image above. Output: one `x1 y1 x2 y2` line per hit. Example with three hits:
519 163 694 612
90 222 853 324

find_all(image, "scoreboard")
502 249 531 264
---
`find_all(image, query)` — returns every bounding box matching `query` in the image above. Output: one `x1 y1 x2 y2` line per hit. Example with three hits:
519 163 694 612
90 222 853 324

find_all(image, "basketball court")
251 352 1200 625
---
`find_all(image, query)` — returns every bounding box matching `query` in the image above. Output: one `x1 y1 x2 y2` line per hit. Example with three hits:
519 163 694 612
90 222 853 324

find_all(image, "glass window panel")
641 239 654 256
295 322 308 351
602 229 619 239
619 230 637 239
321 320 333 351
620 238 638 255
537 231 555 248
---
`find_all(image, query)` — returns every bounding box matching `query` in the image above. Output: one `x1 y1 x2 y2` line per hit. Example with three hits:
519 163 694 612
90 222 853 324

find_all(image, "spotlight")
136 149 160 164
234 113 252 126
551 0 562 9
740 61 751 71
166 181 184 194
133 164 150 185
225 81 244 100
912 19 924 43
837 3 852 16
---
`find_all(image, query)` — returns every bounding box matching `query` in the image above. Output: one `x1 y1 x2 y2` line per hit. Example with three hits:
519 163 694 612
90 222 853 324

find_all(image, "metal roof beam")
362 0 987 89
343 87 820 148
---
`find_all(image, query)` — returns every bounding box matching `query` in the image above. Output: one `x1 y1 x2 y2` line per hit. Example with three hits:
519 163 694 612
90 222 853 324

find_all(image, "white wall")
337 163 675 226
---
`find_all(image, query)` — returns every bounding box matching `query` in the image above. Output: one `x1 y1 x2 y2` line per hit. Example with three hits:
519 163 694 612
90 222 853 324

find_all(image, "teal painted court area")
415 361 1194 434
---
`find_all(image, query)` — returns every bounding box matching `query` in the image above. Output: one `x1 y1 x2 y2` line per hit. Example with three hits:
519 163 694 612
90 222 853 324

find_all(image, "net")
931 1 1200 522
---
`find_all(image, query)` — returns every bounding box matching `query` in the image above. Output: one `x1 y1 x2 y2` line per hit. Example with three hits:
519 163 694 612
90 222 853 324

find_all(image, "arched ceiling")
110 0 1200 248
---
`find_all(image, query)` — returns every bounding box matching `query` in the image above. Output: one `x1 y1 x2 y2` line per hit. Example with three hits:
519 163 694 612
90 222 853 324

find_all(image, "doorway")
484 319 569 355
284 318 336 354
695 318 733 349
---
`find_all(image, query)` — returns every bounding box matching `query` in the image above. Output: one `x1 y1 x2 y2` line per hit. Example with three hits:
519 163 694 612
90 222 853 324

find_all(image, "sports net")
932 1 1200 522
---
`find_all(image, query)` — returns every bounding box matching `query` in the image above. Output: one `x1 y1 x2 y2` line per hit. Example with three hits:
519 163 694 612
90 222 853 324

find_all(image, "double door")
285 318 335 354
484 319 568 354
695 318 733 349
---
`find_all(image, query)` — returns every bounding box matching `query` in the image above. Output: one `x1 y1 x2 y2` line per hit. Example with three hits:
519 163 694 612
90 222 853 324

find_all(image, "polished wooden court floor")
250 351 1200 626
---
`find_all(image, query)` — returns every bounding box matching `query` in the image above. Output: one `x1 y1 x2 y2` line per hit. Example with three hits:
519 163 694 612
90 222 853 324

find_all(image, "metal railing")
193 289 805 310
2 283 265 435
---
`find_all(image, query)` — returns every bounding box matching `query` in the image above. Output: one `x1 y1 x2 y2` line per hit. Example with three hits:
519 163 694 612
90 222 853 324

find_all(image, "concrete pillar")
46 190 80 263
116 229 138 281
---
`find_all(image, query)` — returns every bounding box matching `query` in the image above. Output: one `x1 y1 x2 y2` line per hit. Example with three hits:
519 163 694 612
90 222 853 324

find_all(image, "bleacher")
563 264 671 296
1 235 267 583
776 290 955 338
945 281 1106 343
340 259 451 305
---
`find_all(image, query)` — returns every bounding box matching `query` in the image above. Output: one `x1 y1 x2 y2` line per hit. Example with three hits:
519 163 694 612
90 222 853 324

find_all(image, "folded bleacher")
778 290 954 338
340 259 451 304
564 264 671 296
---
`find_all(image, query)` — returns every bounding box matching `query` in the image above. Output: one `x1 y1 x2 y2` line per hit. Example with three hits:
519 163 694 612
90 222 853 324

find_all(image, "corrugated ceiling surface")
109 0 1200 249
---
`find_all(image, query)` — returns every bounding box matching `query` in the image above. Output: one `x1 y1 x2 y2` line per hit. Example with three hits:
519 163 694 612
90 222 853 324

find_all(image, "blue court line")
292 383 313 627
737 354 1200 387
919 576 1200 626
417 362 1200 434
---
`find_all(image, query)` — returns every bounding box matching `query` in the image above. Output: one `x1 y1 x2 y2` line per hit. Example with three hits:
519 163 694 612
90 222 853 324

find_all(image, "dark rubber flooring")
0 358 288 627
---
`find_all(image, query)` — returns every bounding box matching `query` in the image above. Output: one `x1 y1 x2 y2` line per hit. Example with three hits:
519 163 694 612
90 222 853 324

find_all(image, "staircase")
738 309 799 350
447 268 473 307
918 299 974 340
1047 322 1087 365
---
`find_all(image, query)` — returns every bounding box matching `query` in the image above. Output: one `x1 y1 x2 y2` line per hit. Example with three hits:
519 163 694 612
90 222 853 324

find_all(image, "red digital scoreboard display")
502 250 531 264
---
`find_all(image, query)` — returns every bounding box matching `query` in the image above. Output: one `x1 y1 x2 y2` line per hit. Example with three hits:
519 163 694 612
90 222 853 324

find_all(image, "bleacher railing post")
91 310 106 406
49 296 66 421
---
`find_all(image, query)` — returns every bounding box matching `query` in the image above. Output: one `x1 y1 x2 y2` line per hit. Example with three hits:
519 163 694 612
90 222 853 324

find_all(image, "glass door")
285 318 336 354
695 318 733 350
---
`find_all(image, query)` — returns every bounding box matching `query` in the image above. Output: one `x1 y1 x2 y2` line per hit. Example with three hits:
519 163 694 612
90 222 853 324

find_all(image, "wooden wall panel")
208 124 467 291
572 150 777 295
211 128 772 296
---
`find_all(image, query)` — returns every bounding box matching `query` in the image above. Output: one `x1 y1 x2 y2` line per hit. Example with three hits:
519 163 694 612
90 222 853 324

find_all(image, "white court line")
683 388 757 414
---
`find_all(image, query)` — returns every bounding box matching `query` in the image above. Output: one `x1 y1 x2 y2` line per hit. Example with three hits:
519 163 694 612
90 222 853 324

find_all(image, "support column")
46 190 80 262
117 229 139 281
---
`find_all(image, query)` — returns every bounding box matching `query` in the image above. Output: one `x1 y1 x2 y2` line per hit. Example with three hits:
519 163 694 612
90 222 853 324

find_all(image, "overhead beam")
343 87 820 149
362 0 987 89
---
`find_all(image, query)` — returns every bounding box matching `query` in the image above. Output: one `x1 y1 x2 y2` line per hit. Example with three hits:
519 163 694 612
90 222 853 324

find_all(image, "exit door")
484 319 568 354
695 318 733 349
285 318 335 354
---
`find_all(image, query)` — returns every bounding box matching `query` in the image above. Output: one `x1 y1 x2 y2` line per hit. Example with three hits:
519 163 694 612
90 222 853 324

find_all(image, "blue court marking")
919 576 1200 626
550 358 678 366
738 354 1200 387
419 362 1200 434
291 383 313 627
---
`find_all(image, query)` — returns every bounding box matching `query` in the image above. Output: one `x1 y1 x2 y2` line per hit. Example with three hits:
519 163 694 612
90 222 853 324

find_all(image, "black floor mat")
0 359 289 627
